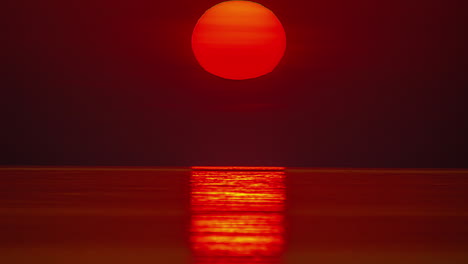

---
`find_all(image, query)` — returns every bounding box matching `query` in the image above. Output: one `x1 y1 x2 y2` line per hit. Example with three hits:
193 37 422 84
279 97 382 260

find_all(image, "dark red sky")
2 0 466 167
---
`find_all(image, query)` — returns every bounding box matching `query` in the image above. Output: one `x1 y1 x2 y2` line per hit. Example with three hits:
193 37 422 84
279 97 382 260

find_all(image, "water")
1 167 468 263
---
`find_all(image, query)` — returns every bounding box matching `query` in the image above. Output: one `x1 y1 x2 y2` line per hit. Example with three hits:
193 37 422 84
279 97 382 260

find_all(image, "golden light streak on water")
190 169 285 263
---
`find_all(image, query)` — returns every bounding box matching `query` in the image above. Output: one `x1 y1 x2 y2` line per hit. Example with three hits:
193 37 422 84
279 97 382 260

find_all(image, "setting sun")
192 1 286 80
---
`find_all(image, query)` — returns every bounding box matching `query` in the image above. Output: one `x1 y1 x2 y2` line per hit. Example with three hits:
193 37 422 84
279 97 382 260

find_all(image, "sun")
192 1 286 80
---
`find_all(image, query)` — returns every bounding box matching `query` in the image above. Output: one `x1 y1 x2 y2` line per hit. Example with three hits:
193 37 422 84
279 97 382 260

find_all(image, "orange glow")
191 166 285 171
192 1 286 80
190 169 285 263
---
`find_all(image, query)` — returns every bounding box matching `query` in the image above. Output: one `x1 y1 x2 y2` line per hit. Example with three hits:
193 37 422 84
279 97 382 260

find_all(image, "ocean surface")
1 167 468 264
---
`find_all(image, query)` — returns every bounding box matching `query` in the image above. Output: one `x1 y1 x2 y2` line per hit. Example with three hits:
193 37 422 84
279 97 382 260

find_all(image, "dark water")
1 167 468 264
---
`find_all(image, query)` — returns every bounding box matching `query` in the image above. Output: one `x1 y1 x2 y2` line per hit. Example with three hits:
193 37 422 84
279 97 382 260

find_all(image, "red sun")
192 1 286 80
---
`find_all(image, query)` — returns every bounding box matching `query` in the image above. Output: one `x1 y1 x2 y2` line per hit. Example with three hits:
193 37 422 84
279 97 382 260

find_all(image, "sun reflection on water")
190 168 285 263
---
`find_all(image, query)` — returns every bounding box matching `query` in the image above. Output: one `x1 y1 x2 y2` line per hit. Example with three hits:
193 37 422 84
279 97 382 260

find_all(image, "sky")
2 0 466 167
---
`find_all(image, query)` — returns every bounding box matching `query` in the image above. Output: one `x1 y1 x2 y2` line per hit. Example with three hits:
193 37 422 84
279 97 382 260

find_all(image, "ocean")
1 167 467 263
